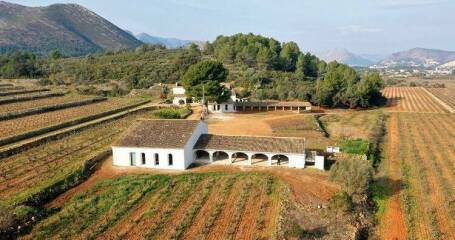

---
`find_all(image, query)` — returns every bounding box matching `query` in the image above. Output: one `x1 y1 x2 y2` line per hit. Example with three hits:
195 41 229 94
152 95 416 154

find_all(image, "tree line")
0 33 385 108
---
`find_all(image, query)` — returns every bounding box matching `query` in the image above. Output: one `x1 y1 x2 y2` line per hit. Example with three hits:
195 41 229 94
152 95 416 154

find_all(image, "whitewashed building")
112 119 325 170
172 86 188 105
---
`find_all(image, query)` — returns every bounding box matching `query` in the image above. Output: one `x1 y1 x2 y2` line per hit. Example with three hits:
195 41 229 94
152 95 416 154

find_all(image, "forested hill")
0 33 385 108
0 1 141 56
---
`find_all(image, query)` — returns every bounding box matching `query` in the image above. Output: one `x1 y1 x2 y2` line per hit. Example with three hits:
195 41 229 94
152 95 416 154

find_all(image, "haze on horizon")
6 0 455 55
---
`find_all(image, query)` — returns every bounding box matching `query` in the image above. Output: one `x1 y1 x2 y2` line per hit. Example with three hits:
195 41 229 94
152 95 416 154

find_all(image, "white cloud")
338 25 384 35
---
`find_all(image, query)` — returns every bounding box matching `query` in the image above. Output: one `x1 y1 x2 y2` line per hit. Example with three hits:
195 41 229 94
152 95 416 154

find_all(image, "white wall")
208 103 236 113
172 87 185 95
173 96 186 105
112 146 186 170
315 156 325 170
183 121 208 168
288 154 306 168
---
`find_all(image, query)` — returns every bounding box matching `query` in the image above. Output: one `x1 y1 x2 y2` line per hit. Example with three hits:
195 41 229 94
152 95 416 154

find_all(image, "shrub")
329 158 373 196
328 191 353 213
153 108 191 119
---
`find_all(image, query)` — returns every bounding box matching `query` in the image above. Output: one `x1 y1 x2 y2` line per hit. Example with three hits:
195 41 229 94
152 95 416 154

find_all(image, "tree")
182 60 230 102
48 50 63 60
280 42 300 72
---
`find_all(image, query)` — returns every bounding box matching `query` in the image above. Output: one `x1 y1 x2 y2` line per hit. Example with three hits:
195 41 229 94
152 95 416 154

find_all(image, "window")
168 154 173 166
225 104 228 111
154 153 159 165
129 152 136 166
141 153 146 165
217 104 220 110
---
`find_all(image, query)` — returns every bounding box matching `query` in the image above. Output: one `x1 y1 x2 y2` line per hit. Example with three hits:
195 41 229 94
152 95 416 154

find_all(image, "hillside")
136 33 192 48
317 48 374 67
0 1 141 56
380 48 455 68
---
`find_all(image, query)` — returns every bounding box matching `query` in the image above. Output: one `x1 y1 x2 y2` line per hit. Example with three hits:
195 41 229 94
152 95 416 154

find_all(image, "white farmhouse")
113 120 207 170
112 119 325 170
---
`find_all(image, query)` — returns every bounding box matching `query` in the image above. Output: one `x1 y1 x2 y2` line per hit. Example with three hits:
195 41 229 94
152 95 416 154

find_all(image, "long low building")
112 119 324 170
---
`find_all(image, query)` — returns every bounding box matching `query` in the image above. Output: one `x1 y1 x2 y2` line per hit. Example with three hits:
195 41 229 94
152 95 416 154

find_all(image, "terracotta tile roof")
114 120 200 149
195 134 306 154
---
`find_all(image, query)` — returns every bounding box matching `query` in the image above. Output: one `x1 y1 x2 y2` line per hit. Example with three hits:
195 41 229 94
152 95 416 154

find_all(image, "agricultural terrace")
0 109 156 206
0 98 143 140
21 173 287 240
426 87 455 110
0 95 94 114
379 113 455 240
382 87 447 113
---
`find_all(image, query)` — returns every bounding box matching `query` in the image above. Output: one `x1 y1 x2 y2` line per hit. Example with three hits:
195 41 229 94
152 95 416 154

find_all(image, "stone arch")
194 150 210 162
251 153 268 165
212 151 229 161
271 154 289 166
231 152 248 163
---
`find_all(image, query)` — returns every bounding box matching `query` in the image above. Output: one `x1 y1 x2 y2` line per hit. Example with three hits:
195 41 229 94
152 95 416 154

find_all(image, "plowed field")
382 87 447 113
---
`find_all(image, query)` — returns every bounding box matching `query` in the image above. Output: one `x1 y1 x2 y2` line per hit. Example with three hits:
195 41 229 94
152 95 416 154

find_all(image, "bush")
330 159 373 196
329 191 353 213
153 108 185 119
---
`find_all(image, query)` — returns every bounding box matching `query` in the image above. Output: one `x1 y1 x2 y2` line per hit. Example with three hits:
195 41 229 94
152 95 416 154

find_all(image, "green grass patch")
370 179 392 219
340 139 370 155
153 107 192 119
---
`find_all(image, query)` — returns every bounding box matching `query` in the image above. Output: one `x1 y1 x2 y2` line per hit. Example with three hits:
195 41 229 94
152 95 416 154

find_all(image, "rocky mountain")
379 48 455 68
0 1 142 56
136 33 192 49
317 48 374 67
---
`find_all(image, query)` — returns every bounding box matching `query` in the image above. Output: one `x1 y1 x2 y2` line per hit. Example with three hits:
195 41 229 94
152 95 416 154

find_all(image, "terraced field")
0 95 94 114
0 98 143 140
0 109 156 206
379 113 455 240
21 173 286 240
382 87 447 113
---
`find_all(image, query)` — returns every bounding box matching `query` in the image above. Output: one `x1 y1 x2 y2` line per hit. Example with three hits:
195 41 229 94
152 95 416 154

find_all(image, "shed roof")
234 101 312 107
194 134 305 154
114 120 200 149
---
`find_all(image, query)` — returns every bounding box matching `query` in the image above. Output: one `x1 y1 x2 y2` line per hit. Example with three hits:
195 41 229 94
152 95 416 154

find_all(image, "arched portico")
271 154 289 166
194 150 210 162
231 152 249 163
212 151 229 162
251 153 268 165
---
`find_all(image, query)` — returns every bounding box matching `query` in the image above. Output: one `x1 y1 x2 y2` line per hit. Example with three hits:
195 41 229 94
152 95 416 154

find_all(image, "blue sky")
7 0 455 55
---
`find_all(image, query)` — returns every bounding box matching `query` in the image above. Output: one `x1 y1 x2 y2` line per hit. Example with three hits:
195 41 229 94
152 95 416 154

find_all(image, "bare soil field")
382 87 447 113
0 109 156 206
0 98 142 140
21 173 288 240
426 87 455 110
379 113 455 240
0 95 93 114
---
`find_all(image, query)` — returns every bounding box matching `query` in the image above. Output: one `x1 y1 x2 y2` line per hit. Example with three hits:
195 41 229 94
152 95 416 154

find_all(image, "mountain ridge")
0 1 142 56
316 48 374 67
136 33 193 48
379 47 455 68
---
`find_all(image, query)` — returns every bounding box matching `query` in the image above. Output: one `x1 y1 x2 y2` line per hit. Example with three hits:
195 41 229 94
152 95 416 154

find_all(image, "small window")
225 104 228 110
168 154 173 166
129 152 136 166
154 153 159 165
141 153 146 165
217 105 220 110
